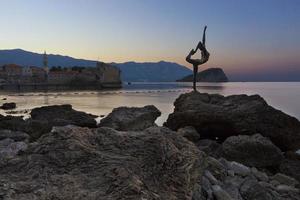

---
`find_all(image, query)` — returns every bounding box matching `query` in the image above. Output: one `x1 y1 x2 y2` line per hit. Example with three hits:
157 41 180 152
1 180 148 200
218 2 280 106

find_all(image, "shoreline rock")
31 104 97 128
164 91 300 151
0 102 16 110
99 105 161 131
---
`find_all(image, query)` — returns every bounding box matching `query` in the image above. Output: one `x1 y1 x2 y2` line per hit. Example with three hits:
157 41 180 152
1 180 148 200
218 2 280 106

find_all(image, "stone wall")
96 62 121 84
0 62 122 88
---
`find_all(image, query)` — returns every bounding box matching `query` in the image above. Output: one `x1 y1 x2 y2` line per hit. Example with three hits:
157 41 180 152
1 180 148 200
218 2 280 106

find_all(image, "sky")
0 0 300 79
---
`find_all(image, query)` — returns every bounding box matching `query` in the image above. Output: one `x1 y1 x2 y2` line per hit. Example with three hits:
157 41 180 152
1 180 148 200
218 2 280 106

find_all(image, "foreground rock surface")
0 125 205 199
193 156 300 200
164 91 300 151
221 134 284 167
99 105 161 131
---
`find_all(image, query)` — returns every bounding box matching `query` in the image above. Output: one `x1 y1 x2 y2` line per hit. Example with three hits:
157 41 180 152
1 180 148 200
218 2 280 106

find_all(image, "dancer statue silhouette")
186 26 210 91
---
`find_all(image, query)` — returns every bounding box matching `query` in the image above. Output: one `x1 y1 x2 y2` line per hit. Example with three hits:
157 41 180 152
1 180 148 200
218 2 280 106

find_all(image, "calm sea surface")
1 82 300 126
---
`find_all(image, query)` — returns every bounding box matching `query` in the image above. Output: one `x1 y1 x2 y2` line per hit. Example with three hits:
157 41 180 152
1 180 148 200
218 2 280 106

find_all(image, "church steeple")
43 51 49 74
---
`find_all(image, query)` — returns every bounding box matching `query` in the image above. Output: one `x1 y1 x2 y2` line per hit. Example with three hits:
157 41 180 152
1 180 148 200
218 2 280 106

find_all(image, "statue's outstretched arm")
202 26 207 47
195 26 207 52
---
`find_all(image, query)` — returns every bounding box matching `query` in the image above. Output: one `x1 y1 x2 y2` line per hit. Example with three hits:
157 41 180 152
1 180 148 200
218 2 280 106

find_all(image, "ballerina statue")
186 26 210 91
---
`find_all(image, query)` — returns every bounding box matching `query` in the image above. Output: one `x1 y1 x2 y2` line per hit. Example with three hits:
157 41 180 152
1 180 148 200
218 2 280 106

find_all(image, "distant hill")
177 68 229 82
0 49 192 82
0 49 97 67
114 61 192 82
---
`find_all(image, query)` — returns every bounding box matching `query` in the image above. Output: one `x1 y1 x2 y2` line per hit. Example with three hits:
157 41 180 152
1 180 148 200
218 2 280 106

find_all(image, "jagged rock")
0 125 205 199
272 173 299 187
212 185 233 200
0 115 52 142
276 185 299 193
1 102 16 110
164 91 300 151
30 104 97 128
0 138 27 164
196 139 221 157
270 180 281 187
206 157 227 181
0 115 25 131
5 109 29 115
204 170 220 185
193 155 300 200
99 105 161 131
0 129 29 142
221 134 284 167
193 176 214 200
192 183 207 200
177 126 200 142
280 159 300 183
251 168 269 182
229 162 251 177
240 179 273 200
23 119 52 141
222 176 245 199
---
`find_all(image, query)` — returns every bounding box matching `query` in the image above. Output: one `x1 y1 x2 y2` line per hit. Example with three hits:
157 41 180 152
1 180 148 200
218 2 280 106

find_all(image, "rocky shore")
0 91 300 199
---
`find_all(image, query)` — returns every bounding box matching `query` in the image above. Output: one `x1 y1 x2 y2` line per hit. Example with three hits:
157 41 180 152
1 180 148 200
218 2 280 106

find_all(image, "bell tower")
43 51 49 74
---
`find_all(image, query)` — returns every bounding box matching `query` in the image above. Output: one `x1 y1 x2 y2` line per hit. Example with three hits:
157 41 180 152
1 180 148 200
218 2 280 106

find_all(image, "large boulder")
99 105 161 131
221 134 284 167
30 104 97 128
0 125 205 199
164 91 300 151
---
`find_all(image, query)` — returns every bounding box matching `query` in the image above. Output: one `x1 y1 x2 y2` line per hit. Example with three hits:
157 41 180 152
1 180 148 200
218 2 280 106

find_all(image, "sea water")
1 82 300 126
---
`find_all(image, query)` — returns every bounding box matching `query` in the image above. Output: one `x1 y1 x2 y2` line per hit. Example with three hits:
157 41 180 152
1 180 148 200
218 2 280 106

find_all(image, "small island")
177 68 228 82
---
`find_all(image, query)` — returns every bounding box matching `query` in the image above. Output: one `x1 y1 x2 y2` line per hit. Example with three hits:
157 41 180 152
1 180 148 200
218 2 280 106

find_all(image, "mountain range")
0 49 192 82
2 49 299 82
